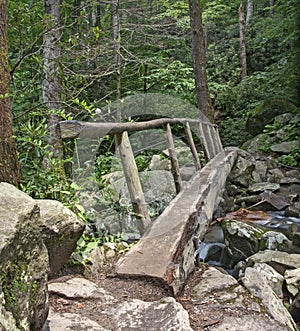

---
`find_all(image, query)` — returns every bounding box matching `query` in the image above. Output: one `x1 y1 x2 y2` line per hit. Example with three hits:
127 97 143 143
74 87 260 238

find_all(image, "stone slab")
43 309 108 331
48 277 114 302
209 315 290 331
112 297 193 331
116 148 238 294
241 267 297 331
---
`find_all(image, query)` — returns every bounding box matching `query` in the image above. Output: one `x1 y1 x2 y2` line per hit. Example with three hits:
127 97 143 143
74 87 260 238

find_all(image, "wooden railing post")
199 122 212 160
207 124 217 157
184 122 201 170
214 126 224 154
115 131 151 235
164 123 182 194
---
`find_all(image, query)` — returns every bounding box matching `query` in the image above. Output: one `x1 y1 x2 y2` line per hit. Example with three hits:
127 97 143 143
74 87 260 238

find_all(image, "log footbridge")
59 117 239 294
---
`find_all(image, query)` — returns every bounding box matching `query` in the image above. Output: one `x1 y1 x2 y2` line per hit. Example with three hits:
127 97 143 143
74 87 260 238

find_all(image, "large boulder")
222 219 299 265
246 250 300 273
90 169 177 238
0 183 49 331
221 219 266 264
240 267 297 331
245 99 297 136
0 183 85 330
191 266 294 331
227 152 255 187
37 199 85 278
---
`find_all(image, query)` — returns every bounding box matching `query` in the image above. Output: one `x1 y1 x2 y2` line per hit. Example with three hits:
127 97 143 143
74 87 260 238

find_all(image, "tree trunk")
0 0 21 186
112 0 121 121
42 0 63 162
188 0 214 123
246 0 253 26
269 0 274 17
239 3 247 81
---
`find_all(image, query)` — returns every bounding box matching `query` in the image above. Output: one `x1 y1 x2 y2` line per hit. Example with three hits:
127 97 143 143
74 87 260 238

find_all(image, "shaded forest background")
4 0 300 209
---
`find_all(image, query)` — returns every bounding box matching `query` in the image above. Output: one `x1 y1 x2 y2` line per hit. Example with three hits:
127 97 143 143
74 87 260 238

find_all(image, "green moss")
0 261 33 329
29 280 40 309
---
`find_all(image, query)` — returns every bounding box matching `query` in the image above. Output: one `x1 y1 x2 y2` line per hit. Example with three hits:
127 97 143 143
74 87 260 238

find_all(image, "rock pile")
208 146 300 329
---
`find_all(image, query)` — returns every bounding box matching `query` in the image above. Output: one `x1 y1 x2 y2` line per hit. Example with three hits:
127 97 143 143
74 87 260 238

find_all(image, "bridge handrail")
58 117 223 234
58 117 217 139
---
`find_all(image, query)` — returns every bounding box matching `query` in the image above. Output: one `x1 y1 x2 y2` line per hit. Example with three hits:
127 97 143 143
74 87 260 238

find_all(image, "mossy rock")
245 99 297 136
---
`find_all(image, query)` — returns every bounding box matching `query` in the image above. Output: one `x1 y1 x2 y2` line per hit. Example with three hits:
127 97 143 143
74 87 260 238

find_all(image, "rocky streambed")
198 147 300 329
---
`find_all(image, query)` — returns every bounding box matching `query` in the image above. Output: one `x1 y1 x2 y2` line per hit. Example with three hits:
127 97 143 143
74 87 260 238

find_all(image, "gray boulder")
209 315 291 331
48 277 115 302
270 140 300 154
112 297 193 331
44 310 109 331
246 250 300 274
191 266 293 330
240 267 297 331
285 268 300 297
37 199 85 278
0 183 85 331
252 262 284 297
227 154 254 187
221 219 266 263
45 277 193 331
222 219 300 266
0 183 49 331
245 99 297 136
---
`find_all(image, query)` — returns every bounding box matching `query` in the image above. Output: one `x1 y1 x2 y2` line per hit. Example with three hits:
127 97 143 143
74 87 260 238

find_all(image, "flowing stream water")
197 211 300 271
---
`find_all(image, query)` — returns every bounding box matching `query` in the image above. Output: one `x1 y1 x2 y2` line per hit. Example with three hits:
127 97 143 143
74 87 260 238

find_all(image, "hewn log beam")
58 118 216 139
116 148 239 295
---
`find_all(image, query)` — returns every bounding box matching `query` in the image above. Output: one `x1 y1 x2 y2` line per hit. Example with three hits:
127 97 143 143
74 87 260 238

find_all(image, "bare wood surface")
115 131 151 234
215 127 224 153
58 118 216 139
199 122 211 160
164 123 182 194
184 122 201 170
207 124 217 158
116 148 239 294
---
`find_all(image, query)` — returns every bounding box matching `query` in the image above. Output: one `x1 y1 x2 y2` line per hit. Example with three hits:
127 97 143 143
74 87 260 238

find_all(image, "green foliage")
258 114 300 167
281 150 300 167
95 152 115 181
135 153 152 172
219 113 252 147
141 60 195 103
15 112 85 216
72 233 135 265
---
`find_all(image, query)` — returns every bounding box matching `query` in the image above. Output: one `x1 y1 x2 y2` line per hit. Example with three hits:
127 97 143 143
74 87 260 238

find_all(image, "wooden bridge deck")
116 148 238 294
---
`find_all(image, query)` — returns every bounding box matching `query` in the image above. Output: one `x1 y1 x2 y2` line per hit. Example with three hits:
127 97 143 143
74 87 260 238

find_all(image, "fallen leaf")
56 298 70 305
75 302 85 309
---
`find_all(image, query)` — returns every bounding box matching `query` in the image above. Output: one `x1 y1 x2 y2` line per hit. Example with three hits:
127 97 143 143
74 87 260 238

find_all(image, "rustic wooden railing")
58 117 223 234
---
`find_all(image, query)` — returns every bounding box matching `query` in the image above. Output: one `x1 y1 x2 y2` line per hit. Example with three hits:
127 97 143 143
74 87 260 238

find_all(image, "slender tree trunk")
188 0 214 123
269 0 274 17
0 0 21 186
42 0 63 162
239 3 247 81
112 0 121 121
72 0 81 34
246 0 253 27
